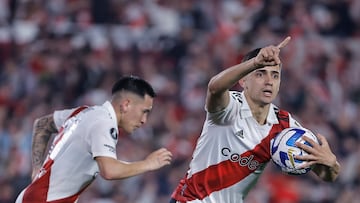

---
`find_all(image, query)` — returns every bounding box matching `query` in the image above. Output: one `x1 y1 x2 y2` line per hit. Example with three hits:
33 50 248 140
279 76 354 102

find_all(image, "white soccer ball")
270 127 319 175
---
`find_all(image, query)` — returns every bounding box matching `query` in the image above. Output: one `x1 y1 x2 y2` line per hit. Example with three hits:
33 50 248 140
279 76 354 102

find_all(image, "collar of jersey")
102 101 118 124
240 92 279 125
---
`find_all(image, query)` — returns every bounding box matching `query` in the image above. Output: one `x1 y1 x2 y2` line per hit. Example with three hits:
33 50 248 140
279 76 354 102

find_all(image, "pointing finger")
277 36 291 49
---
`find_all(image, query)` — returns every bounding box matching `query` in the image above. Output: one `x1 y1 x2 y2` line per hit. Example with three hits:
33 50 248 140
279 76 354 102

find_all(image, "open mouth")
263 90 272 96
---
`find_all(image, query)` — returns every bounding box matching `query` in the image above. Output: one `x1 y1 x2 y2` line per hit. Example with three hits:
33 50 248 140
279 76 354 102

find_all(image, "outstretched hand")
145 148 173 171
253 36 291 68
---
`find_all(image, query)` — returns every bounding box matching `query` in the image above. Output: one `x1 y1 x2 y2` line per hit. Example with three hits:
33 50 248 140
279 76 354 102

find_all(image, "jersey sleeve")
206 91 241 125
53 108 77 130
87 119 118 160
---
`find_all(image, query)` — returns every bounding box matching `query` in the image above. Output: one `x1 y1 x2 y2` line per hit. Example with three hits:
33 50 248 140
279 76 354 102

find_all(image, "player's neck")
250 104 269 125
244 94 270 125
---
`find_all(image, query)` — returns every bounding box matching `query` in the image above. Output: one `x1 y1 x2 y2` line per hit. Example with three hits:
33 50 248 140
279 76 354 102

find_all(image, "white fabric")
16 101 118 202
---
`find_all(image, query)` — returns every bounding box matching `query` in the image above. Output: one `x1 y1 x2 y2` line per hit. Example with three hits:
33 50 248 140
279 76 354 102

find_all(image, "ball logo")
221 147 259 170
284 148 303 168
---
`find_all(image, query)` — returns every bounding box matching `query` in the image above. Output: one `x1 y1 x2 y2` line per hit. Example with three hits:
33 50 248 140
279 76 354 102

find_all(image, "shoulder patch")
110 128 118 140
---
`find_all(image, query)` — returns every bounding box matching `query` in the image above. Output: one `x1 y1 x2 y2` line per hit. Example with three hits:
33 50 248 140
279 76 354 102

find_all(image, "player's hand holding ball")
294 133 339 180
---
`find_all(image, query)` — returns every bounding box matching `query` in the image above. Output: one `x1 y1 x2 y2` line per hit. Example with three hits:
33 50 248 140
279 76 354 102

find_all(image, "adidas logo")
235 130 244 138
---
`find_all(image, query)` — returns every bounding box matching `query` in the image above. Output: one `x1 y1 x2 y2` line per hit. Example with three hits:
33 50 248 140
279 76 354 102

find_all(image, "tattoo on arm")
32 114 58 171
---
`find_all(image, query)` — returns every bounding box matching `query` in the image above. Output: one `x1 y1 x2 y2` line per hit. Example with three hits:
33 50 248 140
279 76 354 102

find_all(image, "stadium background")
0 0 359 202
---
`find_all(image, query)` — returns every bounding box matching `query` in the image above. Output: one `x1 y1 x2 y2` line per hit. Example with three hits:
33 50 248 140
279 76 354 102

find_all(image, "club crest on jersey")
110 128 118 140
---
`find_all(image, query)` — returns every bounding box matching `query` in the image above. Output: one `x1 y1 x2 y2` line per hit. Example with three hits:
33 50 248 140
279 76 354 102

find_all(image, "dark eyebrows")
143 109 152 116
271 70 280 76
255 69 266 74
255 69 280 75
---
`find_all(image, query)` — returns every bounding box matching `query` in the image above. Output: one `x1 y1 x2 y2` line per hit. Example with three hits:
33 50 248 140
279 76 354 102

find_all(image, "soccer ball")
270 127 319 175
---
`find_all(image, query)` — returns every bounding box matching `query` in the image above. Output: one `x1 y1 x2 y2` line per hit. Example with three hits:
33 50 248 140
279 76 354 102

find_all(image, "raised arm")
95 148 172 180
31 114 58 180
206 37 291 113
206 55 257 113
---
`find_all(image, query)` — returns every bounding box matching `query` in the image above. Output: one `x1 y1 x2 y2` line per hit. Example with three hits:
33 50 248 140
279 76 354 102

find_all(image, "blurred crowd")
0 0 360 202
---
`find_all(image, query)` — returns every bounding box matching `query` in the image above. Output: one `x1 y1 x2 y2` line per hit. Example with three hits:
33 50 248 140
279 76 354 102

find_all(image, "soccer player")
170 37 340 203
15 76 173 203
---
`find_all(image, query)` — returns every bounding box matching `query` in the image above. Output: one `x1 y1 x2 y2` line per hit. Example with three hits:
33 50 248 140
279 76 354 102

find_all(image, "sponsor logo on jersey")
221 147 260 170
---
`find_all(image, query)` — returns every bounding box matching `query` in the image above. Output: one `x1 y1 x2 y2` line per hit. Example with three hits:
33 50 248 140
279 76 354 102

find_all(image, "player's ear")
119 99 130 113
239 78 245 89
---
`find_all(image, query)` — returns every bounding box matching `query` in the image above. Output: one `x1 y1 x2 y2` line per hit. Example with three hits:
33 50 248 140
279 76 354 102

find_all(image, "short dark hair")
241 48 261 62
111 76 156 98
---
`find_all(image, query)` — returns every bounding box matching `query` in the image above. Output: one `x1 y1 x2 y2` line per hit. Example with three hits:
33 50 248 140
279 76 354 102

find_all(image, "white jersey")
16 101 119 203
172 91 301 203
